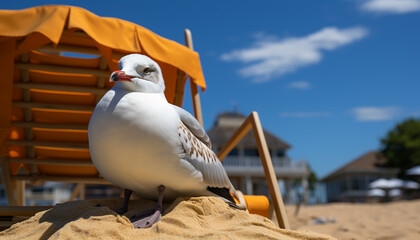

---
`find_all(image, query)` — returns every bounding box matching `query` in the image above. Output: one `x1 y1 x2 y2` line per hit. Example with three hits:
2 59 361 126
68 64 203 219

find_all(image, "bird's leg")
112 188 132 214
131 185 166 228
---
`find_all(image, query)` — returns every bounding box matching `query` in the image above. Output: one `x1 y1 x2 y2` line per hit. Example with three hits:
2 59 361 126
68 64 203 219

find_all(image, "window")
339 179 347 192
351 177 360 190
244 148 259 156
228 148 239 156
276 149 285 157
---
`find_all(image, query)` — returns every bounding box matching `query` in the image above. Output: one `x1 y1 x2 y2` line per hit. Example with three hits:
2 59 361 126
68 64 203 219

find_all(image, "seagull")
88 54 245 228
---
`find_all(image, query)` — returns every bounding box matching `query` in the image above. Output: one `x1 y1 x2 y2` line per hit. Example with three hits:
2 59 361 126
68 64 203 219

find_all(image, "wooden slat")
14 82 108 95
5 140 88 149
11 121 87 130
11 175 109 184
7 158 93 167
15 62 111 77
0 206 52 216
12 101 94 112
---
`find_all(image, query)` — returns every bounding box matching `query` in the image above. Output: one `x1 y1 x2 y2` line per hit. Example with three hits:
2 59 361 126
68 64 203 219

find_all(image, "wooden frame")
217 112 290 229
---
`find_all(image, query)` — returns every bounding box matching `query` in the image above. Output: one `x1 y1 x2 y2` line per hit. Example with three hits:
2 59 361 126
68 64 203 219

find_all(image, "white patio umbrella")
389 189 402 197
403 180 420 189
369 178 389 189
369 178 405 202
367 188 386 197
387 178 405 188
369 178 403 189
406 165 420 175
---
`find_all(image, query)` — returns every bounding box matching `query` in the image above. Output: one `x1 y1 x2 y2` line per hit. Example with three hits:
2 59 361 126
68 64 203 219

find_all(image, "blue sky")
3 0 420 178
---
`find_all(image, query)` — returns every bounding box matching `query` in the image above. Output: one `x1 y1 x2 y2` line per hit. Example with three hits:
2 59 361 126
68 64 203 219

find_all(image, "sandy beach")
1 197 419 239
286 199 420 240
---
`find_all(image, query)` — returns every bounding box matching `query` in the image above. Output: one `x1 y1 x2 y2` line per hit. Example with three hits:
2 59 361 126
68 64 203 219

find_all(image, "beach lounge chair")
0 5 288 229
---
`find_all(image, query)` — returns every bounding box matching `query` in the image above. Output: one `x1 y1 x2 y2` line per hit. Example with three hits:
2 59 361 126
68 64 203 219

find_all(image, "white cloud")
351 106 400 121
279 111 331 118
287 81 311 89
221 27 368 82
361 0 420 14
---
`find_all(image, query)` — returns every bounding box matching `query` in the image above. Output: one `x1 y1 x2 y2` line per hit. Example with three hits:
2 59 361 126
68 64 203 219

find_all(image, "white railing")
222 156 307 170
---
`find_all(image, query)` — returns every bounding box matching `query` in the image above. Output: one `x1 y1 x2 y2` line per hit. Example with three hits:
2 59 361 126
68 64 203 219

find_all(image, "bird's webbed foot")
130 185 166 228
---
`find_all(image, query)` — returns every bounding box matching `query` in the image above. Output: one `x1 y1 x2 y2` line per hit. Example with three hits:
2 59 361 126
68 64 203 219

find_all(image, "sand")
286 199 420 240
0 197 335 240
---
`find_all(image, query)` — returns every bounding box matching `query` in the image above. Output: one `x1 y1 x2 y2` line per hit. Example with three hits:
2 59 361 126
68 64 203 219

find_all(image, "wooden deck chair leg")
1 157 17 205
217 112 290 229
15 181 26 206
78 183 85 200
69 183 85 201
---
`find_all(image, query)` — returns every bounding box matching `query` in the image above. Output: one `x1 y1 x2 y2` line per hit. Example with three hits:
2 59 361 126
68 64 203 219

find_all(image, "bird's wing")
172 105 212 148
178 121 233 191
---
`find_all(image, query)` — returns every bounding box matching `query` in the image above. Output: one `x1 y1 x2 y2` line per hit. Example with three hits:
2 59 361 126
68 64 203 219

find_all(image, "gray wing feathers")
178 122 232 190
172 105 212 148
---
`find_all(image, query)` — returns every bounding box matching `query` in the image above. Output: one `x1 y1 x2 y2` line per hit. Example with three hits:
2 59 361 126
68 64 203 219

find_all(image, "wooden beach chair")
0 5 288 229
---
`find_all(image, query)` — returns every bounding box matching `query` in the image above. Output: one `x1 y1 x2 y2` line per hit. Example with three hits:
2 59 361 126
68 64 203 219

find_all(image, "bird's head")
110 54 165 93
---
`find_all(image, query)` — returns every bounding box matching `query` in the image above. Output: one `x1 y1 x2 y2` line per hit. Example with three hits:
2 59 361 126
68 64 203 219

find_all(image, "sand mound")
0 197 335 240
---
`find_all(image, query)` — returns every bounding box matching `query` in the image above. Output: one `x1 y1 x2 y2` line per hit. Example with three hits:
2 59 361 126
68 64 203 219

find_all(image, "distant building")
322 151 398 202
207 112 309 203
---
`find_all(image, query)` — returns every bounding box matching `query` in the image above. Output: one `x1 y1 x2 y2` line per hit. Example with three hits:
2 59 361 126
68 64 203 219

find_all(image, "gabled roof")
322 151 396 181
207 112 291 149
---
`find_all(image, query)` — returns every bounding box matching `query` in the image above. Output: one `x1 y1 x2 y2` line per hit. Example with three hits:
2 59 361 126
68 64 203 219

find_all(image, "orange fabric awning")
0 5 205 88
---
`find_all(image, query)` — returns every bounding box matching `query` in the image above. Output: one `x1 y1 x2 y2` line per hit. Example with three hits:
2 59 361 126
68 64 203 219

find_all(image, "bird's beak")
110 70 134 82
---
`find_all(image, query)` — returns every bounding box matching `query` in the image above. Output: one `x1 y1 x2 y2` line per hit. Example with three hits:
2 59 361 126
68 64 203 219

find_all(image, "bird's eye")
143 67 151 74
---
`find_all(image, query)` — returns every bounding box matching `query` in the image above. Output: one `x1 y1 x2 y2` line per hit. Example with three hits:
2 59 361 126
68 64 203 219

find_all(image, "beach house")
322 151 398 202
208 112 309 203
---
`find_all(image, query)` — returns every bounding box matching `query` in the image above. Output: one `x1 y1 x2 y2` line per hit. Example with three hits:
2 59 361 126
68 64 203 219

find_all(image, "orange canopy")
0 5 206 175
0 5 205 87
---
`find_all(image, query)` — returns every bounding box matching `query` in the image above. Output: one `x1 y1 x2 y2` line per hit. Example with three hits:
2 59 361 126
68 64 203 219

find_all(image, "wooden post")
96 57 108 103
21 54 37 171
15 181 25 206
69 184 83 201
78 183 85 200
216 112 290 229
173 70 186 107
184 29 204 126
0 157 17 205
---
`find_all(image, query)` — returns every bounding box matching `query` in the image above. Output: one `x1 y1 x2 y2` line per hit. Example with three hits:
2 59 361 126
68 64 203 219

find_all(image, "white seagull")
88 54 245 228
